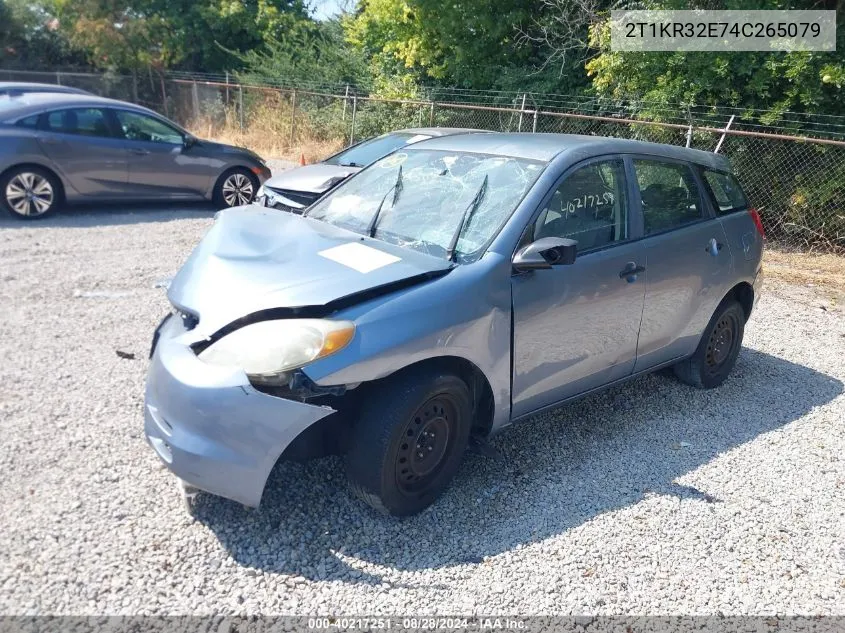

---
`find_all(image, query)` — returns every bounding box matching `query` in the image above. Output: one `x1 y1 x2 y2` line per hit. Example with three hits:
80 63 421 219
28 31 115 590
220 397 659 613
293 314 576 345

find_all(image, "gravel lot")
1 198 844 616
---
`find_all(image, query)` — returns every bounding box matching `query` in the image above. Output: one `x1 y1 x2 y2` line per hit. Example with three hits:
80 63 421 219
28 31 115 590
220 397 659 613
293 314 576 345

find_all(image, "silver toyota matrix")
145 133 764 516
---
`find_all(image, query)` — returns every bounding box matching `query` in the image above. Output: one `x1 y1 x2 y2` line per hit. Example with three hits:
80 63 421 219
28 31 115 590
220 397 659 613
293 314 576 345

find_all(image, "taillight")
749 208 765 239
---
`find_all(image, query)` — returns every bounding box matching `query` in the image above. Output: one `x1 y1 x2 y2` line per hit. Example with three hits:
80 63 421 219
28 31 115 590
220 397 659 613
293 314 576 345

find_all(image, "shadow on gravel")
194 348 842 585
0 201 216 229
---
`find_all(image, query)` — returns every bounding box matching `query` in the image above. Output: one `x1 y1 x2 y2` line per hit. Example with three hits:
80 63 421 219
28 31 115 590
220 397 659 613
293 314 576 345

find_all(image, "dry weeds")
764 249 845 291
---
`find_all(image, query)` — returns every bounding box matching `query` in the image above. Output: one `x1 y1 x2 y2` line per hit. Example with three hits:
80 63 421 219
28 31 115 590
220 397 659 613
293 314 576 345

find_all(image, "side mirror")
512 237 577 272
183 135 197 150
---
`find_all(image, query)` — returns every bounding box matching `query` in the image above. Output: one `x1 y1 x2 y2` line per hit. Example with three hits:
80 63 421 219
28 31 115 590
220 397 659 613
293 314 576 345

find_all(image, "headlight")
198 319 355 384
256 185 266 199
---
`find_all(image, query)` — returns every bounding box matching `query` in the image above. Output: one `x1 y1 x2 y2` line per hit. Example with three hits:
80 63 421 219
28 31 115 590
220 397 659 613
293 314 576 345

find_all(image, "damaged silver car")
145 133 764 516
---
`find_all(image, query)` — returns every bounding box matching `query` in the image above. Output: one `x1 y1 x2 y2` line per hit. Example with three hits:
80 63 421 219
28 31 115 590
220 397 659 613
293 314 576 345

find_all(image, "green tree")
345 0 593 95
50 0 313 72
238 18 367 87
0 0 82 68
585 1 845 122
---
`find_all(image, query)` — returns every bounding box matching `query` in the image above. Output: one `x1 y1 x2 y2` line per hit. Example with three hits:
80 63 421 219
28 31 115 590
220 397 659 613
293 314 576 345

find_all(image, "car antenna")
367 165 403 238
446 175 488 262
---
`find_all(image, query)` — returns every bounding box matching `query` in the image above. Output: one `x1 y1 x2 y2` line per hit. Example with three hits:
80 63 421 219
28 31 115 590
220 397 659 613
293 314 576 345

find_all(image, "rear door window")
633 159 703 235
44 108 113 138
703 170 749 215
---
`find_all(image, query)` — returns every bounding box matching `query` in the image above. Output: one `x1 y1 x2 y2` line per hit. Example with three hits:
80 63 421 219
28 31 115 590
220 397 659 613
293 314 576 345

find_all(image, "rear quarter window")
703 170 749 215
16 114 40 129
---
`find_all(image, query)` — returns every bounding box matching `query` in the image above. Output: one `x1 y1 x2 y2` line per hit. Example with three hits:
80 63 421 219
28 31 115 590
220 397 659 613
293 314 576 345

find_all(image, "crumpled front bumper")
144 315 335 507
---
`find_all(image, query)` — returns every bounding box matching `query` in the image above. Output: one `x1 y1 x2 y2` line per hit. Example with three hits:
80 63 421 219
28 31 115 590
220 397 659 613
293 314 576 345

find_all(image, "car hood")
168 205 452 337
263 163 361 194
198 139 262 160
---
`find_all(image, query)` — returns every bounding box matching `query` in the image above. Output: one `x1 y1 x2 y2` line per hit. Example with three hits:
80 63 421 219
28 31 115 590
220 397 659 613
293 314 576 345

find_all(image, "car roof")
0 82 91 95
410 132 732 170
0 92 179 127
393 127 489 137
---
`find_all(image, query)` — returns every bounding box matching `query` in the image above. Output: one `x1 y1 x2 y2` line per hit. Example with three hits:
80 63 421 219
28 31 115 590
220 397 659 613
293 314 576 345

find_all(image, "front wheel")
213 168 258 208
346 368 472 516
673 299 745 389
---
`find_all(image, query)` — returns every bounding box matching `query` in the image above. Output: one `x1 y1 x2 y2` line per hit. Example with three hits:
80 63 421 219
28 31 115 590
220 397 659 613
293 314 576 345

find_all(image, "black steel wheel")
673 299 745 389
346 367 472 516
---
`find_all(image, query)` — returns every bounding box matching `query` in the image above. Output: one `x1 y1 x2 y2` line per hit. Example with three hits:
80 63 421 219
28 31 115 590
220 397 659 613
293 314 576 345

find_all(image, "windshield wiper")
446 175 488 262
339 161 364 167
367 166 403 238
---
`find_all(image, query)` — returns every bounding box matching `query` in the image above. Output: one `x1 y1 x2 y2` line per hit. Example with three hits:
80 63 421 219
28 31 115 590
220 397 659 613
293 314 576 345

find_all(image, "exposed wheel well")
726 282 754 321
213 166 256 189
0 163 66 203
376 356 496 438
277 356 496 464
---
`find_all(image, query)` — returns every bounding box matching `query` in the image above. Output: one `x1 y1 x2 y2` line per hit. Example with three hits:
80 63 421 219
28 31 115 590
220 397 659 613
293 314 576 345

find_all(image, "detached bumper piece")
144 315 335 508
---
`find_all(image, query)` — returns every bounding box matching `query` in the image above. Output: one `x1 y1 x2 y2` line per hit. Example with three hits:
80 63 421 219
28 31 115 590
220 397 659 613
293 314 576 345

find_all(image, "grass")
187 100 346 164
763 249 845 290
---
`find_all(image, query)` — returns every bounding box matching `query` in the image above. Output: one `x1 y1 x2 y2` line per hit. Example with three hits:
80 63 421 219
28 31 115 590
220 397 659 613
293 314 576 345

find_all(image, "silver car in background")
0 82 92 97
256 127 484 213
145 133 764 517
0 93 270 219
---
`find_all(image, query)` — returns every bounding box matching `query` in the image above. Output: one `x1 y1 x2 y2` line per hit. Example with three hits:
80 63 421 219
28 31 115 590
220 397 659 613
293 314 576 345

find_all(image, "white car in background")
256 127 485 213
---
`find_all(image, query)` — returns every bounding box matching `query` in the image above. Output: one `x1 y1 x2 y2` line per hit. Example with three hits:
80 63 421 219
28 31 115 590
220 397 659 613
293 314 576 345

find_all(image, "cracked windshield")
306 149 545 261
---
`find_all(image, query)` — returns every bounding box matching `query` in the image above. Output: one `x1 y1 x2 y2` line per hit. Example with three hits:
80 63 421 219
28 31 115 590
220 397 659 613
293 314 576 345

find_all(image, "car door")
629 157 734 372
35 107 129 197
511 157 647 418
111 109 211 198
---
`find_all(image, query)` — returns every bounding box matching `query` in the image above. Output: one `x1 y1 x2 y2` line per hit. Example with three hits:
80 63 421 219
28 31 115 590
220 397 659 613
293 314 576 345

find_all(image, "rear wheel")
346 368 472 516
1 166 61 219
213 168 258 208
673 299 745 389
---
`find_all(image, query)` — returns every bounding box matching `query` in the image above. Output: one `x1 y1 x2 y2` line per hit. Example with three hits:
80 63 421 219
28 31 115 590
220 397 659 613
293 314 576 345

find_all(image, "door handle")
619 263 646 282
129 148 150 156
706 238 723 256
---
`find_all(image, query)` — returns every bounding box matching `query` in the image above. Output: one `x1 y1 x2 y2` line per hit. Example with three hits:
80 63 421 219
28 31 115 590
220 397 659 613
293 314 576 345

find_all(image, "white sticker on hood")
318 242 401 274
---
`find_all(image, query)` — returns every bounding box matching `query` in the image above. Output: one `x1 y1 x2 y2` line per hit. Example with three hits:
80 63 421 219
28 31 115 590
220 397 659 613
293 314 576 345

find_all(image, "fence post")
532 109 539 133
342 85 349 121
225 71 230 107
56 71 61 86
238 86 244 131
714 115 736 153
350 95 358 145
160 75 169 117
518 93 527 132
132 71 138 104
429 101 435 126
290 89 297 146
192 81 200 121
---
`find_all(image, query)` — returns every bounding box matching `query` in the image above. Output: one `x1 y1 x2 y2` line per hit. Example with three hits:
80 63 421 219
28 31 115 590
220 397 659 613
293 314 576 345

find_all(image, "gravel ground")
0 199 844 616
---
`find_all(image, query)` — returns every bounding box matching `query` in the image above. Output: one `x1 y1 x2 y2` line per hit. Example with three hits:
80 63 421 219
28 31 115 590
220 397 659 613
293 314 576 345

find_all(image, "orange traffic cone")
299 152 306 166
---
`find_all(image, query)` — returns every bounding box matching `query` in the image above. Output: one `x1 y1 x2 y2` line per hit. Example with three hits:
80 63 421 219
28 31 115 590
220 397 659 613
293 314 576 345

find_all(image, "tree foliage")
585 0 845 122
238 18 367 87
0 0 83 68
344 0 595 95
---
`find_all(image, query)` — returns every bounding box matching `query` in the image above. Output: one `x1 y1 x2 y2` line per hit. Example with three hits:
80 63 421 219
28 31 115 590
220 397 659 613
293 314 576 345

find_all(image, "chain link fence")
3 69 844 253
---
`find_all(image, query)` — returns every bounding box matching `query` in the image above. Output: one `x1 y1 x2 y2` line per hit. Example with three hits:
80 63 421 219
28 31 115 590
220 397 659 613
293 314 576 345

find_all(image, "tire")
213 168 258 208
346 368 473 516
0 166 62 220
673 299 745 389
